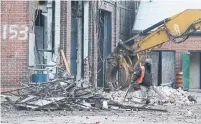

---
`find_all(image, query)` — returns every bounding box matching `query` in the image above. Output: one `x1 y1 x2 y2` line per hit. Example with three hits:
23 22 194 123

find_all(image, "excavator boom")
106 9 201 91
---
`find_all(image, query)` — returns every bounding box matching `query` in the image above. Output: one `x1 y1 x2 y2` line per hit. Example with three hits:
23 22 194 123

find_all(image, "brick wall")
60 1 67 51
88 1 95 86
65 2 71 63
155 36 201 51
155 36 201 71
1 1 29 92
60 1 71 66
87 1 137 86
60 1 136 86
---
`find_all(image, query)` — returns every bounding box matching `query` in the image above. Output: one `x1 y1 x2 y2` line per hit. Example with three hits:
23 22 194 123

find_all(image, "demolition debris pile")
3 76 103 111
1 78 165 112
153 86 197 106
1 74 196 112
101 86 197 106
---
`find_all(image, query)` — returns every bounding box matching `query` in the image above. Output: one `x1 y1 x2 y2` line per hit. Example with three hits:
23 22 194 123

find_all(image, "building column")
83 1 89 86
76 1 83 82
175 51 182 72
46 0 53 64
54 0 61 61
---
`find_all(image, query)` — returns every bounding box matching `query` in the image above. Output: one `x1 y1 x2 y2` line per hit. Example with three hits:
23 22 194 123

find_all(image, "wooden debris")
60 49 71 73
3 77 168 112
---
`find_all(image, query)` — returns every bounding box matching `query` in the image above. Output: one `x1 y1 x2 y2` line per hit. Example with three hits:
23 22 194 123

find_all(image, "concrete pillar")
76 1 83 82
46 0 52 64
54 0 61 62
83 1 89 85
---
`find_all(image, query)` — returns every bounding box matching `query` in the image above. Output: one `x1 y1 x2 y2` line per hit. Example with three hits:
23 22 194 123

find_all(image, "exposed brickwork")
88 1 136 86
175 51 182 72
99 1 118 51
155 36 201 51
90 1 119 86
154 36 201 72
88 1 95 86
60 1 71 65
60 1 67 50
65 1 71 64
0 1 138 90
1 1 29 92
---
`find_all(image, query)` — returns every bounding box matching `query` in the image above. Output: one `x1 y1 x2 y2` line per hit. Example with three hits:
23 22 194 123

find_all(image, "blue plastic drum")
31 74 48 83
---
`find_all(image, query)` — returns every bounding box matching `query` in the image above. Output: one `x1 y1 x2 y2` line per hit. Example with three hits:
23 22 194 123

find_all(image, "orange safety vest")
136 66 145 84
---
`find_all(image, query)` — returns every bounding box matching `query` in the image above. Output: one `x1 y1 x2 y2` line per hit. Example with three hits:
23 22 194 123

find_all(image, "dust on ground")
1 92 201 124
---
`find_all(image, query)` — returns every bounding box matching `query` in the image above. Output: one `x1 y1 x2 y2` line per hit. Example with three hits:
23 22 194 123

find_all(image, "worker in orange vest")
130 58 153 105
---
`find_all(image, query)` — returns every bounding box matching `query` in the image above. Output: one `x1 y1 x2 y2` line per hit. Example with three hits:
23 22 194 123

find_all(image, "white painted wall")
133 0 201 31
28 33 35 66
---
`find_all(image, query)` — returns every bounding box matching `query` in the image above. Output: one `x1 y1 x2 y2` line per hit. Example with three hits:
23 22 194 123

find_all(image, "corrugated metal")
133 0 201 31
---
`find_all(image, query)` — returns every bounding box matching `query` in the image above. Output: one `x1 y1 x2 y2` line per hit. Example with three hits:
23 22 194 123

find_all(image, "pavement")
1 104 201 124
1 90 201 124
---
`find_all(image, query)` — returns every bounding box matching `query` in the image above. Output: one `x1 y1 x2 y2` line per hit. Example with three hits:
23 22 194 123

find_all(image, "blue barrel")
31 74 48 83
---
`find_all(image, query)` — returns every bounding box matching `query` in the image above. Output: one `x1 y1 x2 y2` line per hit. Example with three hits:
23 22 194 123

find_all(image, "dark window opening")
158 52 162 86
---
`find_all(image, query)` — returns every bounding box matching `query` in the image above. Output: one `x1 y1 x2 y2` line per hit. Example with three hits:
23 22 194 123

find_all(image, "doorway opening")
71 1 84 80
97 10 112 87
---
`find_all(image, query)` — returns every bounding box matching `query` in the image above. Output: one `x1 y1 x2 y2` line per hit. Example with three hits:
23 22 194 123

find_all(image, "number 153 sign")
2 24 29 41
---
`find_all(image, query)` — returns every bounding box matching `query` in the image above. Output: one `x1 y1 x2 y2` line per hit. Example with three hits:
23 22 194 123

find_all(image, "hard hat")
145 58 152 65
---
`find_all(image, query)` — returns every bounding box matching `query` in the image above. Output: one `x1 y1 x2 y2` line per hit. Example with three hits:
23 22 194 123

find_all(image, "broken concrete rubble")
100 86 196 107
154 86 197 106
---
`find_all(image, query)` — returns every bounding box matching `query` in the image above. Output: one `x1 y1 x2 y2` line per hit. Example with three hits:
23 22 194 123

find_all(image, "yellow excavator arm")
106 9 201 91
134 9 201 53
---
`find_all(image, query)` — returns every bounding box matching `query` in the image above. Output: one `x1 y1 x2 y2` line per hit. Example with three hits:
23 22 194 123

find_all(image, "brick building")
1 1 139 91
133 0 201 89
1 1 30 92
